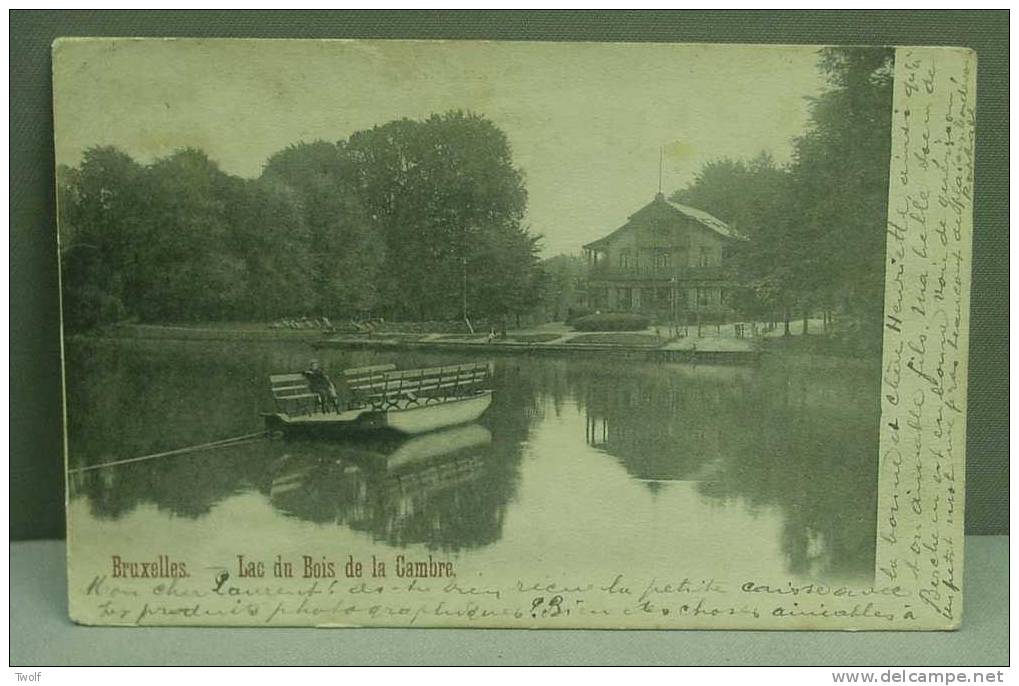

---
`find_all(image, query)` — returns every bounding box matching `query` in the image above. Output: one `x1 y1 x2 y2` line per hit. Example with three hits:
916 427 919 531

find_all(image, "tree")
342 111 536 322
470 228 544 327
673 152 799 329
133 148 247 322
58 112 542 330
59 146 328 327
791 47 894 345
229 177 315 320
536 253 588 321
57 147 147 331
261 141 382 317
672 47 894 347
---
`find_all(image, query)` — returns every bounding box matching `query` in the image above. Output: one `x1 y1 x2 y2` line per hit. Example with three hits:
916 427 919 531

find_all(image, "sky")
54 39 828 256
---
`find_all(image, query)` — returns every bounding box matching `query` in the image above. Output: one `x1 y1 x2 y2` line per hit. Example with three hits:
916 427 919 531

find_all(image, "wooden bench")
272 362 492 413
343 363 397 387
269 373 320 415
348 362 493 409
343 364 396 408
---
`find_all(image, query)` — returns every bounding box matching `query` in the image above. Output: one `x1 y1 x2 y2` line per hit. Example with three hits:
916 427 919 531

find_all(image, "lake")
65 337 880 588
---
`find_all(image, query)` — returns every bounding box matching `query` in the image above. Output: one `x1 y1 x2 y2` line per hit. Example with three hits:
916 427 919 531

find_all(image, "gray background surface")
10 537 1008 665
9 11 1008 668
10 10 1007 538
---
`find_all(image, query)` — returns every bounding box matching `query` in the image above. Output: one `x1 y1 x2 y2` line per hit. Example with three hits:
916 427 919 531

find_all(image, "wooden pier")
311 336 761 365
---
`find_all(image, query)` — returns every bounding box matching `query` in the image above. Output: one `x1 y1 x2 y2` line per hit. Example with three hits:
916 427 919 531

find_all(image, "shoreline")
74 323 879 367
84 323 328 343
309 335 763 364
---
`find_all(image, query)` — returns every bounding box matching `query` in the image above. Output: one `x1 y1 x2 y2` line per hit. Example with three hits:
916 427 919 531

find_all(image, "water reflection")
68 440 279 520
562 358 879 580
263 425 503 550
581 365 755 485
66 339 879 581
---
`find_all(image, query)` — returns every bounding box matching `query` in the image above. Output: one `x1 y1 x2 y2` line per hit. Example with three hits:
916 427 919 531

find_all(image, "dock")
311 334 762 364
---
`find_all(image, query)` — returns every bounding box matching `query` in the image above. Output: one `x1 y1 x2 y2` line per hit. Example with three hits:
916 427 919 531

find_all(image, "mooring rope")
68 430 267 473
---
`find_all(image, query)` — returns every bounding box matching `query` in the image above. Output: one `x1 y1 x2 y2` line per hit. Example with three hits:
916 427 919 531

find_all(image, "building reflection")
581 364 753 483
571 357 880 581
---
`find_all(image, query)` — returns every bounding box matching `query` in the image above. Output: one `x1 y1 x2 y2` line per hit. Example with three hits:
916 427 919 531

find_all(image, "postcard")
54 39 974 629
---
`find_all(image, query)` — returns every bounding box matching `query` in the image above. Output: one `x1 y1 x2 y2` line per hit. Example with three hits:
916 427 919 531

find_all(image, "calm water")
66 338 880 584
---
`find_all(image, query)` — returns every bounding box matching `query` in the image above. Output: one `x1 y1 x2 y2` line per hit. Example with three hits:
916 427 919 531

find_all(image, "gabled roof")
664 200 740 240
583 194 743 250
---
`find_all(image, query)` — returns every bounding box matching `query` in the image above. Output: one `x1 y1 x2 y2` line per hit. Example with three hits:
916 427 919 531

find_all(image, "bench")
343 364 397 408
343 363 397 387
269 373 320 415
348 362 493 409
271 362 492 414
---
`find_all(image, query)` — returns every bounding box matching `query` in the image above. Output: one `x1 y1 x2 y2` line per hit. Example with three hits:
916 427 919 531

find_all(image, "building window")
699 246 712 267
697 287 710 308
619 249 633 270
654 251 671 270
656 288 671 308
642 288 655 309
618 287 632 309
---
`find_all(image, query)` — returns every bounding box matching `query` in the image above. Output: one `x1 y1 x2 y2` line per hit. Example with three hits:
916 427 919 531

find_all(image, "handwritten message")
79 553 919 628
876 47 975 629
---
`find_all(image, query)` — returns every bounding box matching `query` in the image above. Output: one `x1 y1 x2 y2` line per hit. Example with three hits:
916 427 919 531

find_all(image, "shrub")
564 306 594 324
374 319 495 334
503 333 561 343
571 312 650 332
566 333 661 346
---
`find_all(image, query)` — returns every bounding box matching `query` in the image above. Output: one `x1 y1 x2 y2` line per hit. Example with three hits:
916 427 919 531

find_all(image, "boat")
263 361 494 436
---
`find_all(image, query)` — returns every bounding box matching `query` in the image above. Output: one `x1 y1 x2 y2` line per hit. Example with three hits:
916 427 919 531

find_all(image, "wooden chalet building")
582 192 745 321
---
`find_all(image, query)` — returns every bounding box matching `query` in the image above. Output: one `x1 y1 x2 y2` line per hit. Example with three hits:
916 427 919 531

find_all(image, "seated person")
303 360 343 413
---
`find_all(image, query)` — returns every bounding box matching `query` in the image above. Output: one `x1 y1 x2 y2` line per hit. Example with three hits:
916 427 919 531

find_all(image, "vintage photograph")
54 39 936 628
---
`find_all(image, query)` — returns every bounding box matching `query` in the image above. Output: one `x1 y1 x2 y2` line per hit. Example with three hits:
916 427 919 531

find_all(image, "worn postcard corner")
55 39 974 630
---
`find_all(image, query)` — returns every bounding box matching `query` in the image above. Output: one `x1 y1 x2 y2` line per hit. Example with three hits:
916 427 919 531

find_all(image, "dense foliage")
533 254 587 322
58 111 544 332
673 47 894 347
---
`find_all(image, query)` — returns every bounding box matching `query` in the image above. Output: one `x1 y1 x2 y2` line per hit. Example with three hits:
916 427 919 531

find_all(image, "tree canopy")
672 47 895 345
58 111 544 331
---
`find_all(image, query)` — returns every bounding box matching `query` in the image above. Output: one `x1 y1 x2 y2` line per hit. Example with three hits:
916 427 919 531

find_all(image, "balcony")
588 264 728 282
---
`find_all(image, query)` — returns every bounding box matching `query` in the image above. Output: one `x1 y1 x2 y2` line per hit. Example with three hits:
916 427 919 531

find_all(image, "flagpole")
658 146 663 194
